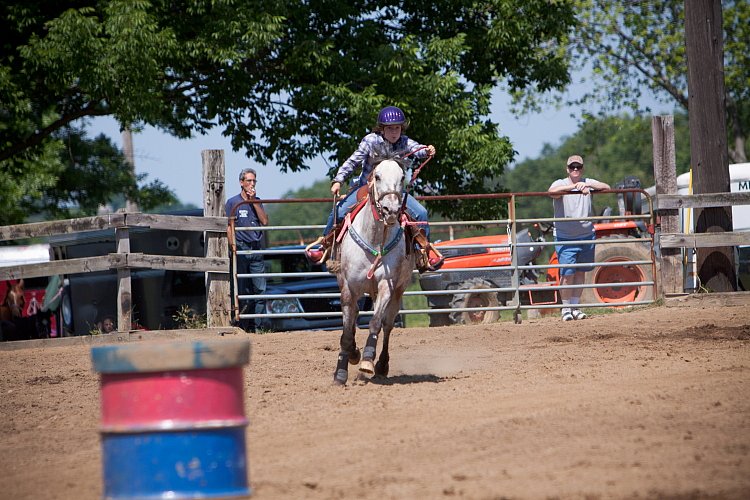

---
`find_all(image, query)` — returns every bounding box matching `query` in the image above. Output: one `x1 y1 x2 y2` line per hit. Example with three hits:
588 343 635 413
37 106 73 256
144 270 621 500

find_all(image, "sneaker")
571 309 587 320
561 308 574 322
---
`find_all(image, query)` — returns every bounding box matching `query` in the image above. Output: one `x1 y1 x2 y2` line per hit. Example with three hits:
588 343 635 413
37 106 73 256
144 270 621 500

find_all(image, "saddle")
304 189 369 266
305 188 444 273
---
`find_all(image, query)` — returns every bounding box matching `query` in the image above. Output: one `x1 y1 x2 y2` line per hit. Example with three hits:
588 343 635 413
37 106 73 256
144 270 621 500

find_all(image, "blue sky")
88 87 664 207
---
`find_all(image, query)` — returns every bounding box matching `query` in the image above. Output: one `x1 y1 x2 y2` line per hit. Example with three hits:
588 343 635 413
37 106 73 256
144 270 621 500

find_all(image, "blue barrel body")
91 339 252 500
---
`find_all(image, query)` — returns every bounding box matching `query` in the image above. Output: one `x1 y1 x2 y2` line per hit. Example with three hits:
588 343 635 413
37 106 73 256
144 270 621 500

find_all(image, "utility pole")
122 127 139 212
685 0 736 291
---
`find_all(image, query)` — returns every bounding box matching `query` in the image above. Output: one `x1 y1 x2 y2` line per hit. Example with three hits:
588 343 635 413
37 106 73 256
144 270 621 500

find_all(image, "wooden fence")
652 116 750 294
0 150 231 333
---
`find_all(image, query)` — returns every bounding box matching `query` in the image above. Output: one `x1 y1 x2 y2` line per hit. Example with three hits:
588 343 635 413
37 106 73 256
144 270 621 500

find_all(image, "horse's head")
369 153 407 226
3 280 25 318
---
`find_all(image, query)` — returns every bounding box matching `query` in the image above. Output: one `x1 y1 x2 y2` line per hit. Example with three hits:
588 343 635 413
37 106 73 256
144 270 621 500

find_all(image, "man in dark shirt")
226 168 268 332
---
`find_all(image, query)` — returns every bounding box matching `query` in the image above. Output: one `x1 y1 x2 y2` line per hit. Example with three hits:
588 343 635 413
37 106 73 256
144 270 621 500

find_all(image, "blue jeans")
323 189 429 238
233 241 266 331
555 234 596 276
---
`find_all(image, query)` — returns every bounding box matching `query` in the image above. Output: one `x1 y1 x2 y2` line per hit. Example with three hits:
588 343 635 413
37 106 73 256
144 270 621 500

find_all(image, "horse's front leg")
334 285 361 386
359 286 390 376
375 288 404 377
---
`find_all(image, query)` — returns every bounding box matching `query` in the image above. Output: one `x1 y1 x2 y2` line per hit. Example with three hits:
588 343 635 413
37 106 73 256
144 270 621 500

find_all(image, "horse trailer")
49 211 207 335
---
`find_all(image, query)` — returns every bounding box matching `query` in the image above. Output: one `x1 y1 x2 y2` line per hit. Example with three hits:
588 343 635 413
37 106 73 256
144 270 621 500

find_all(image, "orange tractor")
419 180 654 325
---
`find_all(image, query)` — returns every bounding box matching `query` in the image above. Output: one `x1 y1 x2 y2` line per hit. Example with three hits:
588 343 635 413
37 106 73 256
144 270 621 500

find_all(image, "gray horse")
332 153 415 385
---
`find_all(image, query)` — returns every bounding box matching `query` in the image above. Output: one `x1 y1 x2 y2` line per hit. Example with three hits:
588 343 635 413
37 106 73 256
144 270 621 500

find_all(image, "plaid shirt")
333 132 429 187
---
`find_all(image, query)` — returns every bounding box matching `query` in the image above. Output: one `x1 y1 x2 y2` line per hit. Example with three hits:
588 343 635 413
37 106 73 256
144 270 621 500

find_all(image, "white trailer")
645 163 750 291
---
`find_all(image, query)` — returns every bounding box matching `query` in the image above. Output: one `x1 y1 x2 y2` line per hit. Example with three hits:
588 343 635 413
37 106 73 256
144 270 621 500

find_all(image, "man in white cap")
548 155 610 321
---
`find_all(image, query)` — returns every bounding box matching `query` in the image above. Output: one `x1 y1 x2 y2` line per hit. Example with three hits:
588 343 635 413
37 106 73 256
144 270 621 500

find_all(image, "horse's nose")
380 203 399 222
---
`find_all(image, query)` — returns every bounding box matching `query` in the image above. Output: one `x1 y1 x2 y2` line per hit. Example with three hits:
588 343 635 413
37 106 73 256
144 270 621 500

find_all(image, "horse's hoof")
375 361 389 377
348 348 361 365
359 359 375 375
333 369 348 386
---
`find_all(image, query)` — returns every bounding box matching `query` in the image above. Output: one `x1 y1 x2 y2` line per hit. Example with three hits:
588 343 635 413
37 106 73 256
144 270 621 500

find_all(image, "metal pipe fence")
232 189 656 327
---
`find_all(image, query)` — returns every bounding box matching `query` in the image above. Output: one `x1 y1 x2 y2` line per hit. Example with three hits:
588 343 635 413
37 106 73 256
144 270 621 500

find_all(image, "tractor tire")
581 239 654 305
449 278 501 325
428 312 452 327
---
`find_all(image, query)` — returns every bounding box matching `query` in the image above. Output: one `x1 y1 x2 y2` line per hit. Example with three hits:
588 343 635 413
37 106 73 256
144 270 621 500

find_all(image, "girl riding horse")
305 106 444 273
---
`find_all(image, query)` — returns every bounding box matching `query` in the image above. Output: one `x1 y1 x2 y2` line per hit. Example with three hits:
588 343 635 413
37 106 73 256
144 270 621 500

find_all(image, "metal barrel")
91 339 252 500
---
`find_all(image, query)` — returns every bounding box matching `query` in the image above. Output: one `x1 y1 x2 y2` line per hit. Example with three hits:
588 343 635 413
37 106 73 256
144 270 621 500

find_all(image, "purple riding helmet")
377 106 406 125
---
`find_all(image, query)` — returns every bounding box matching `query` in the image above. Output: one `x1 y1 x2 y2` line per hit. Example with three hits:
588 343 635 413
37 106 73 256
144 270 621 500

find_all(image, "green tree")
0 123 176 224
509 0 749 163
2 0 575 224
265 180 333 246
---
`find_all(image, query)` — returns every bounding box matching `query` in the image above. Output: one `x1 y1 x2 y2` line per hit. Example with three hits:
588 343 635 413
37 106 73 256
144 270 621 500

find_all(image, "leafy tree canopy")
508 0 749 163
503 112 692 222
2 0 575 225
271 114 693 240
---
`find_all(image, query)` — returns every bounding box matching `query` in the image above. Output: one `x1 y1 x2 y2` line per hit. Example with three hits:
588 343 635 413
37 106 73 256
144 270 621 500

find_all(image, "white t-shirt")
549 177 601 239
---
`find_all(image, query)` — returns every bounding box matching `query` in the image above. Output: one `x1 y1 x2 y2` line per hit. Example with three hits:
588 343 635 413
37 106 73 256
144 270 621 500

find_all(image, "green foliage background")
1 0 575 225
269 113 693 238
511 0 748 163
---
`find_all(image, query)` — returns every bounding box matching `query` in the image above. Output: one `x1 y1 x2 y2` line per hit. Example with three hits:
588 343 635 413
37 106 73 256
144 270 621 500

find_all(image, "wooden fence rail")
0 213 231 334
2 148 231 334
656 191 750 249
0 213 227 242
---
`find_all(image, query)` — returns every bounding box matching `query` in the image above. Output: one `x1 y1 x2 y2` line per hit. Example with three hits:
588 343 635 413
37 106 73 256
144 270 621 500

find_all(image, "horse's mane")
369 146 409 172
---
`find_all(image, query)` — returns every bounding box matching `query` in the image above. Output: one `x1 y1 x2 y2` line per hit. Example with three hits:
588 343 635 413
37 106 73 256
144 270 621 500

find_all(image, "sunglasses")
567 164 583 171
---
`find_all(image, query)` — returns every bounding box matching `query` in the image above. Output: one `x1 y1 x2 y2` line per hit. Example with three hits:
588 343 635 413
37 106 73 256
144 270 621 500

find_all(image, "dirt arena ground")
1 293 749 500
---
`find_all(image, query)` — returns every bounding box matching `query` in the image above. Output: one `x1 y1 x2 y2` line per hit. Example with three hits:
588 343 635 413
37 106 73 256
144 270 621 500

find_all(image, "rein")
403 146 433 191
398 146 433 218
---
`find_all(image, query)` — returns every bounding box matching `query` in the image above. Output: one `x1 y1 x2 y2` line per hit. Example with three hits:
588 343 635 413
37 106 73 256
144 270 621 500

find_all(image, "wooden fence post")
652 115 683 296
202 150 231 327
685 0 736 292
115 226 133 331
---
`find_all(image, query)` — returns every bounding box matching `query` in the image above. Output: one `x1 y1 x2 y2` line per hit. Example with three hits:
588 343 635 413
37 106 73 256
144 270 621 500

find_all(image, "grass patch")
173 304 207 329
403 279 430 328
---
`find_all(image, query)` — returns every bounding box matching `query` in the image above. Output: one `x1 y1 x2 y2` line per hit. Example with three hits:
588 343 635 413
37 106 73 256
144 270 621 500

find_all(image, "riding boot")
413 229 445 273
305 230 337 264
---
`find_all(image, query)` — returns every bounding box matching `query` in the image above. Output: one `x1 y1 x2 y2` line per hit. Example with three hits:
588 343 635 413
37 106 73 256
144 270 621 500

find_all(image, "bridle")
368 174 404 224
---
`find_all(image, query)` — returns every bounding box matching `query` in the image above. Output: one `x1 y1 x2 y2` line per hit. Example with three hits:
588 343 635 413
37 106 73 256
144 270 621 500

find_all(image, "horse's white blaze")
373 160 404 226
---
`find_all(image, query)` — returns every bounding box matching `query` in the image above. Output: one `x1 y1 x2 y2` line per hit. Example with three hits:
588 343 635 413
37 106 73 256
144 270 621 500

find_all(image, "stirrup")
305 236 329 264
427 254 445 272
416 248 443 274
425 243 445 272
